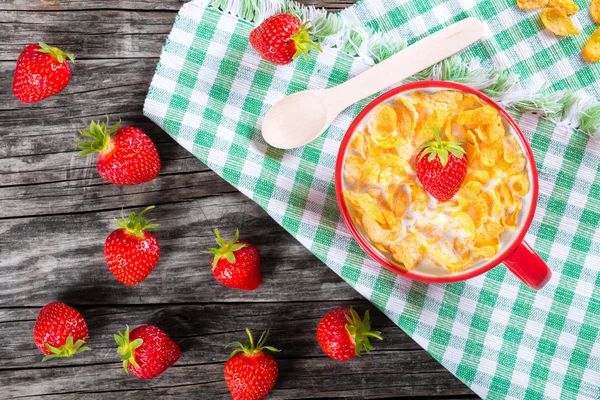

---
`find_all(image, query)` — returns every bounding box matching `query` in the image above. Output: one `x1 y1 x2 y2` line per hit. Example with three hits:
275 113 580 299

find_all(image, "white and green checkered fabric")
144 0 600 398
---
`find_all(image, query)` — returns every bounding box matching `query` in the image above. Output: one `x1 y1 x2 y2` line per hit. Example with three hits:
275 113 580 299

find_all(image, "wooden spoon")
262 17 485 149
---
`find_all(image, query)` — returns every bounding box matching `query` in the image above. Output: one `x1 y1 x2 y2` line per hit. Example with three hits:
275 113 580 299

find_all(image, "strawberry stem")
37 42 75 64
206 228 247 270
115 325 144 373
77 116 120 156
291 22 323 62
42 335 91 362
115 206 159 239
226 328 280 359
417 126 465 167
344 308 383 357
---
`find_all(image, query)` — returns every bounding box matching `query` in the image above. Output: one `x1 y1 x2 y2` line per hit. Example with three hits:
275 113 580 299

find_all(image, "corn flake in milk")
343 90 530 274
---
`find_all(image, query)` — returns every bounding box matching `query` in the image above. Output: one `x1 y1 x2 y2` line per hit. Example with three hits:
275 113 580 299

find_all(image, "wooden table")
0 1 476 398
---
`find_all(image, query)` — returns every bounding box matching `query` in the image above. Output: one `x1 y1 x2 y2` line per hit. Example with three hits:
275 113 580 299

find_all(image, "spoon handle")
324 18 485 114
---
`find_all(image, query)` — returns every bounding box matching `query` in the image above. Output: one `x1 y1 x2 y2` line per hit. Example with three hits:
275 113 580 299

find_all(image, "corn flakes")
342 90 531 274
395 97 418 131
414 109 451 147
362 214 396 246
591 0 600 24
344 156 364 185
478 116 505 144
510 173 530 197
390 233 425 271
344 191 386 225
541 7 580 36
364 154 408 184
349 134 366 158
464 129 480 165
457 106 497 126
502 135 523 163
465 170 490 185
368 105 400 149
548 0 578 15
472 245 497 259
517 0 548 10
583 27 600 63
480 139 504 167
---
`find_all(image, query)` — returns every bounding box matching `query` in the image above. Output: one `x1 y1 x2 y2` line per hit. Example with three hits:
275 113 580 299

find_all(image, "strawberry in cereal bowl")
335 81 551 290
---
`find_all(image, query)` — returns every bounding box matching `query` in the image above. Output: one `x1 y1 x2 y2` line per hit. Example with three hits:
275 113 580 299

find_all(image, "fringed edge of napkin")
204 0 600 136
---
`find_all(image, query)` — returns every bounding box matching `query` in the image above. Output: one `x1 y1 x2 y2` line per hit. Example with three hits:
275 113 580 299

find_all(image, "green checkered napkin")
144 0 600 398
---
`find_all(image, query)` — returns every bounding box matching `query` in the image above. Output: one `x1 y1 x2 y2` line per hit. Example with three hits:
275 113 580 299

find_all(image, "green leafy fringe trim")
206 0 600 136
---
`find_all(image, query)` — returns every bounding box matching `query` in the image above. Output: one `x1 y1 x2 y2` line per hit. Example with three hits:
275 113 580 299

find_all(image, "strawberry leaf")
77 116 118 155
449 147 465 158
37 42 75 64
115 325 143 373
207 228 247 270
438 150 449 167
416 126 465 168
344 308 383 357
291 21 323 62
41 335 90 362
226 328 280 358
114 206 159 238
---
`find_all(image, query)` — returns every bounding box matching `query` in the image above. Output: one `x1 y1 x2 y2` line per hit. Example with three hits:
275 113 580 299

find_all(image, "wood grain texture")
0 0 476 398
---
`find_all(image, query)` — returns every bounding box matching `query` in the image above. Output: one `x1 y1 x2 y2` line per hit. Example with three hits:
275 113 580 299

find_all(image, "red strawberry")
317 307 383 361
415 127 468 201
208 229 261 290
33 302 91 361
249 14 322 65
224 329 280 400
115 325 180 379
77 117 161 185
12 42 75 103
104 206 160 285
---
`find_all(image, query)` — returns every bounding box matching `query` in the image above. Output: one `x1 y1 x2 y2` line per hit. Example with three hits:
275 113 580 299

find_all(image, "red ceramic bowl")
335 81 551 290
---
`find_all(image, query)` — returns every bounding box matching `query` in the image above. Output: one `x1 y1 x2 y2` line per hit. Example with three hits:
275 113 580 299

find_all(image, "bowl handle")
503 241 551 290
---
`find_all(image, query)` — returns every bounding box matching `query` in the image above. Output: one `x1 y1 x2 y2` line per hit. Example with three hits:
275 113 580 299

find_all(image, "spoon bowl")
262 91 330 149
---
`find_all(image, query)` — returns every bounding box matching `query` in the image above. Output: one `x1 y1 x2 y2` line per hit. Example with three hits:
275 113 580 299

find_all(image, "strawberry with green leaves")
415 127 468 201
207 229 261 290
104 206 160 285
224 329 280 400
33 302 91 361
115 325 180 379
249 14 322 65
317 307 383 361
13 42 75 103
77 117 161 186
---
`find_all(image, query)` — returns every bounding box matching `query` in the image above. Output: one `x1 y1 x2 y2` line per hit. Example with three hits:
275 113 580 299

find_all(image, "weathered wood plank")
0 195 363 305
0 0 352 13
0 303 474 399
0 10 176 60
0 0 188 11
